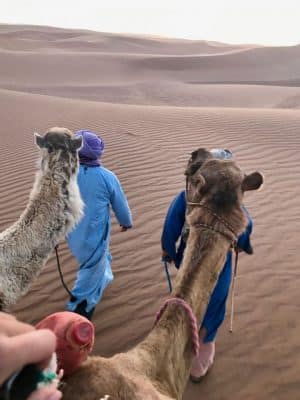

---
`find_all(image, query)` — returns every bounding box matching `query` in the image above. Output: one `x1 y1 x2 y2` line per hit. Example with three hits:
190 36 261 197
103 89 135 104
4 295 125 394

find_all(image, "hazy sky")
1 0 300 46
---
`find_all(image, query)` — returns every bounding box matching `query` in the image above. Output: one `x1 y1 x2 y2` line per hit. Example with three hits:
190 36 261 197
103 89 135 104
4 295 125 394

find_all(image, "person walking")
67 130 132 320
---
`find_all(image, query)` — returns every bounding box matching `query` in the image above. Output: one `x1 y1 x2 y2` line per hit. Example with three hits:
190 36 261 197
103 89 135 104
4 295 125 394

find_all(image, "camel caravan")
0 128 263 399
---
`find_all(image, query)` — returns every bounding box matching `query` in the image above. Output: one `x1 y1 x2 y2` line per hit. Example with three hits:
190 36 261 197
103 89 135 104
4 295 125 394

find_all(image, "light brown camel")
63 154 263 400
0 127 83 310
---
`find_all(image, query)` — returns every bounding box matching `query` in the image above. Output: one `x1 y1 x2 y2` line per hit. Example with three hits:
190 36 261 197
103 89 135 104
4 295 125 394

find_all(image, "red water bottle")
36 311 95 376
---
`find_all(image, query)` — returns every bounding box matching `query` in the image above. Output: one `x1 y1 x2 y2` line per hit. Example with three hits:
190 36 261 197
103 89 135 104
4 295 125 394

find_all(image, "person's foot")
190 341 215 383
73 300 95 321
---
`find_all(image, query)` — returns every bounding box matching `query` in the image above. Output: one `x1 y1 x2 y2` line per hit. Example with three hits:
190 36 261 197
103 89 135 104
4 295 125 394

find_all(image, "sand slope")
1 24 300 108
0 25 300 400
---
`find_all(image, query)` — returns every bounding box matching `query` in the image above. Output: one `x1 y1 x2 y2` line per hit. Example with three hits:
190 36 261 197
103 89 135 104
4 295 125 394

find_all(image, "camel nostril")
72 321 94 345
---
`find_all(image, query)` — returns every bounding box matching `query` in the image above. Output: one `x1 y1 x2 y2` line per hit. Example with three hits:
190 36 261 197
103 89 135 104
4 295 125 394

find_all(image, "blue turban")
75 130 105 166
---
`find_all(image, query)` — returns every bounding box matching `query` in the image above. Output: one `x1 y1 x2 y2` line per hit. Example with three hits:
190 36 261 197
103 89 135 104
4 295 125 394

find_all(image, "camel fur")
0 127 83 310
63 153 263 400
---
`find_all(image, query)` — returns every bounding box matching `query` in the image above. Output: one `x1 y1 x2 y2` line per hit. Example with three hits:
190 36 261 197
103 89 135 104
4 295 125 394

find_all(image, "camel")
0 127 83 310
62 153 263 400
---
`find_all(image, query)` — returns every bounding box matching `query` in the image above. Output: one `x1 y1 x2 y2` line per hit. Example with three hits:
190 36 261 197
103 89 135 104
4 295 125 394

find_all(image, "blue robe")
161 190 253 342
67 165 132 313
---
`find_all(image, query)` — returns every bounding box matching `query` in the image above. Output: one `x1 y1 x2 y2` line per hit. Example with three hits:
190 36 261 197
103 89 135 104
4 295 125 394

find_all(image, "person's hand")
0 312 62 400
120 225 132 232
237 241 253 255
161 250 173 264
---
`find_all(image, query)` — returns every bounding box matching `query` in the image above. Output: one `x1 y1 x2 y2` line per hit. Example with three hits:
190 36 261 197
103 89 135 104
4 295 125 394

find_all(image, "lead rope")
54 245 73 298
229 245 239 333
163 259 173 293
154 297 200 356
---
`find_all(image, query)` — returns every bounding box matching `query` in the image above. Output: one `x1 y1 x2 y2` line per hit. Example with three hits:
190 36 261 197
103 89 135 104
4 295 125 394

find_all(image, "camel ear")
242 172 264 191
191 171 206 188
34 133 46 148
185 148 212 177
185 161 202 177
70 136 82 151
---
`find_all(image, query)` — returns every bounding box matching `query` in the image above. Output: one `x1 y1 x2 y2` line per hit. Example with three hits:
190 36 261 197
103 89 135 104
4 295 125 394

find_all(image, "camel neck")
134 228 230 399
173 225 230 317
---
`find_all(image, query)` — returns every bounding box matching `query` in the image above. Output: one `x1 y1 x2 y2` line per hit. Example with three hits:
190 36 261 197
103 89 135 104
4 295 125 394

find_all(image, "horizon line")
0 21 299 48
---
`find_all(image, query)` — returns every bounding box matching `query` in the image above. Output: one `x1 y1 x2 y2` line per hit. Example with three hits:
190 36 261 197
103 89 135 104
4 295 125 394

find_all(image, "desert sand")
0 24 300 399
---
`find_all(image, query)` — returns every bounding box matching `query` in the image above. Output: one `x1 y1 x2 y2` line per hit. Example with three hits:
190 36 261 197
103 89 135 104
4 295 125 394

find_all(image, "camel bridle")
186 201 238 249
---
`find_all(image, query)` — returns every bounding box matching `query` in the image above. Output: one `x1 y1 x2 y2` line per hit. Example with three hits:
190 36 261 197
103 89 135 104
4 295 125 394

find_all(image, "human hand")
28 385 62 400
161 250 173 264
0 312 62 400
237 241 253 255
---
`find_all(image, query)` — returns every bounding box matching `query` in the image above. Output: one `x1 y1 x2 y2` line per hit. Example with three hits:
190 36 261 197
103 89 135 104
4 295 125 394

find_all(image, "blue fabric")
67 165 132 313
161 190 253 342
161 191 187 269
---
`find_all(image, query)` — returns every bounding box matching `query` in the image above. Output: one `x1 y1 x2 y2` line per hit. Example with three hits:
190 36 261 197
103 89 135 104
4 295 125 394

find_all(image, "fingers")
0 312 15 321
161 251 173 263
0 313 34 336
0 329 56 384
10 329 56 367
0 313 59 400
27 387 62 400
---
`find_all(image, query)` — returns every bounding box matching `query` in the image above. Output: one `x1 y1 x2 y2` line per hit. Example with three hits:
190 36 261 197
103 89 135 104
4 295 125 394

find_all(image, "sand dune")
1 25 300 110
2 83 300 108
0 25 300 400
0 24 251 55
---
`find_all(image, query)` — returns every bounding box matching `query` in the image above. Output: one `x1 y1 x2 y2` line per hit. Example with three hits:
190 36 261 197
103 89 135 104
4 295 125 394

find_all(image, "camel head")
185 148 213 178
34 127 82 172
35 127 82 153
186 156 263 236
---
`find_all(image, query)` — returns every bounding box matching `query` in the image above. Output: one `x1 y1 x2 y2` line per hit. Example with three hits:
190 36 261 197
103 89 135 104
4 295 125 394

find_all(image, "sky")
1 0 300 46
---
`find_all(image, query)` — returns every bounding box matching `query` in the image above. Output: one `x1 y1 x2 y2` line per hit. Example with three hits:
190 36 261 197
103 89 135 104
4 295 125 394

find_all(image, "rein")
186 201 238 247
154 297 200 356
230 246 239 332
55 245 73 298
